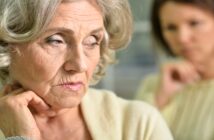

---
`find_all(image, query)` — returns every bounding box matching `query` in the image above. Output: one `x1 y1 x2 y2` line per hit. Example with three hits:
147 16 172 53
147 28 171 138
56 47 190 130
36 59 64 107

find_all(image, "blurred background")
94 0 159 99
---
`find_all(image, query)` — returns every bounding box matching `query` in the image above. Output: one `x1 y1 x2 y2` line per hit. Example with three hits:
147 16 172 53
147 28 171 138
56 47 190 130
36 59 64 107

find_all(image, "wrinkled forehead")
62 0 99 7
46 0 104 34
61 0 103 15
56 0 103 23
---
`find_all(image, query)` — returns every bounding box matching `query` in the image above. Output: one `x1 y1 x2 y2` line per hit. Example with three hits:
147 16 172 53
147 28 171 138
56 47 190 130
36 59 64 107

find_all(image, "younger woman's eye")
189 20 201 27
45 34 65 47
164 24 177 32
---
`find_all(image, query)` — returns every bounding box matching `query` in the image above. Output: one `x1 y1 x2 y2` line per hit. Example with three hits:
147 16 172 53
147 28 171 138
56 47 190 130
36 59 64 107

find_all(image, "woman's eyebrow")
89 27 104 34
44 27 104 36
44 27 74 35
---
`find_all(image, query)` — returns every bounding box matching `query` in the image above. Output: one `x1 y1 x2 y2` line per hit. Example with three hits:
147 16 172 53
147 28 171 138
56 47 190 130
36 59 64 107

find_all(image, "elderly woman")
0 0 173 140
136 0 214 139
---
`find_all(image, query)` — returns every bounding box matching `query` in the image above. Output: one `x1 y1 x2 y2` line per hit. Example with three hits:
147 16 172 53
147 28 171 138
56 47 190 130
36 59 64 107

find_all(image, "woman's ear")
8 44 21 55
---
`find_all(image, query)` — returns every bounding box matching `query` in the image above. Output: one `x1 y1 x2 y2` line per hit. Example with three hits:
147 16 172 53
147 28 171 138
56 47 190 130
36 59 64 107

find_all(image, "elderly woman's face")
9 0 104 109
160 1 214 64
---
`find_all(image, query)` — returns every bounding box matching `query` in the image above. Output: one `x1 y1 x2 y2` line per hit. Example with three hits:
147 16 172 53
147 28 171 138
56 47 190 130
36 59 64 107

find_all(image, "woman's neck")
35 106 81 127
34 106 92 140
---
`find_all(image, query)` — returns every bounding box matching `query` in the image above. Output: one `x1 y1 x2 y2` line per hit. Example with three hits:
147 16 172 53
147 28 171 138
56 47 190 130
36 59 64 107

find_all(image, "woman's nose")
176 27 192 44
63 47 87 73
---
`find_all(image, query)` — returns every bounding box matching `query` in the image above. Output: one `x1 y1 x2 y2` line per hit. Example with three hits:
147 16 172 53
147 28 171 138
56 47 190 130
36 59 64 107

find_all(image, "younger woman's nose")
176 27 192 45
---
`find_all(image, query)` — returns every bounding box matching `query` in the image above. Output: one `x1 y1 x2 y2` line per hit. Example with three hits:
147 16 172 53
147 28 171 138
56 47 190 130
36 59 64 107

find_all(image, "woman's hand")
0 85 51 140
156 61 200 109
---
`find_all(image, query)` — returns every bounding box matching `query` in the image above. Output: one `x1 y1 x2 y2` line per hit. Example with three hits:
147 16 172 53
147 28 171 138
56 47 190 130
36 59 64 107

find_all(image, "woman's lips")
57 82 83 91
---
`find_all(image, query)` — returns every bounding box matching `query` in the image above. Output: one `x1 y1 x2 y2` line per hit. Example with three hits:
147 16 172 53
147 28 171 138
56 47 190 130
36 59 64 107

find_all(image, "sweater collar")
80 89 120 140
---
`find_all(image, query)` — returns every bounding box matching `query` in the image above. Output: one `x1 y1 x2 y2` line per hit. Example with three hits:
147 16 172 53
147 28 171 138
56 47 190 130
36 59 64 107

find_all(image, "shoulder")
84 88 173 140
86 88 157 113
139 73 160 87
86 88 160 117
135 73 160 103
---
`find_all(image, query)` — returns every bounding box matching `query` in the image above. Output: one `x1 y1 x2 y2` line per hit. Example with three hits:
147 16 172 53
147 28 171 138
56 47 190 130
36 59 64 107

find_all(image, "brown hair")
151 0 214 56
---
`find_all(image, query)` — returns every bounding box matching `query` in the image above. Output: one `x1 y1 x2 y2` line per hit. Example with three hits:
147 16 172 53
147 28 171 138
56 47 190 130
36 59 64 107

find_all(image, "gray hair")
0 0 133 85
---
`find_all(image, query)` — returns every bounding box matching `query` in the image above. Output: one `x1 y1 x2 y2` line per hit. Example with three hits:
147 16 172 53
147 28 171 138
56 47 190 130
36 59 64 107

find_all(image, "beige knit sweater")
1 88 173 140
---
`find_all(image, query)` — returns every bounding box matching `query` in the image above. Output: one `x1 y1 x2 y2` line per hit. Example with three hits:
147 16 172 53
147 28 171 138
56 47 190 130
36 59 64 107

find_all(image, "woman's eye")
83 36 99 48
164 24 177 32
189 20 201 27
45 34 65 47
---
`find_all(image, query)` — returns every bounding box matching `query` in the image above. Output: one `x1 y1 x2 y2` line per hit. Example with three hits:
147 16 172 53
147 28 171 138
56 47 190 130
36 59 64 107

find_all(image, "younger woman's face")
160 1 214 64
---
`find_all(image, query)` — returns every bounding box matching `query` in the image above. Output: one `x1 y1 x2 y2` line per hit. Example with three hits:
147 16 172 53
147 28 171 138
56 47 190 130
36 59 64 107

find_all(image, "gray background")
94 0 159 99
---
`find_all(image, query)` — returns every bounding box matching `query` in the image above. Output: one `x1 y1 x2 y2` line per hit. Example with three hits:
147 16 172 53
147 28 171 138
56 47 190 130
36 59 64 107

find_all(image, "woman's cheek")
31 53 63 79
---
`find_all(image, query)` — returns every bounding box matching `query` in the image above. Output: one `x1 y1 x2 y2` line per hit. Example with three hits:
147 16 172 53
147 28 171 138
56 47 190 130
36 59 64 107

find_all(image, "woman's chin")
48 97 82 110
44 86 86 108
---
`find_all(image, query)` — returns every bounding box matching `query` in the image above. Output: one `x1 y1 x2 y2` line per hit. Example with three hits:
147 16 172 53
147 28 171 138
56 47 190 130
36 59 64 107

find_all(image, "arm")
156 61 200 109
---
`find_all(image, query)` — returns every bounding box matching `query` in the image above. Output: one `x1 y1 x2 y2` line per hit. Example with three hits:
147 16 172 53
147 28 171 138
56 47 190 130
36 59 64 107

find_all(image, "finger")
16 91 50 113
4 88 55 116
175 64 190 82
161 64 174 82
165 61 192 83
186 66 200 82
27 93 56 116
162 63 183 83
178 63 199 83
21 92 56 117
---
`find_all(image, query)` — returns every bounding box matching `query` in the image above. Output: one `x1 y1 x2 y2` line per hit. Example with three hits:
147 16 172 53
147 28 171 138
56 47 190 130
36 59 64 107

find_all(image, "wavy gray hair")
0 0 133 85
